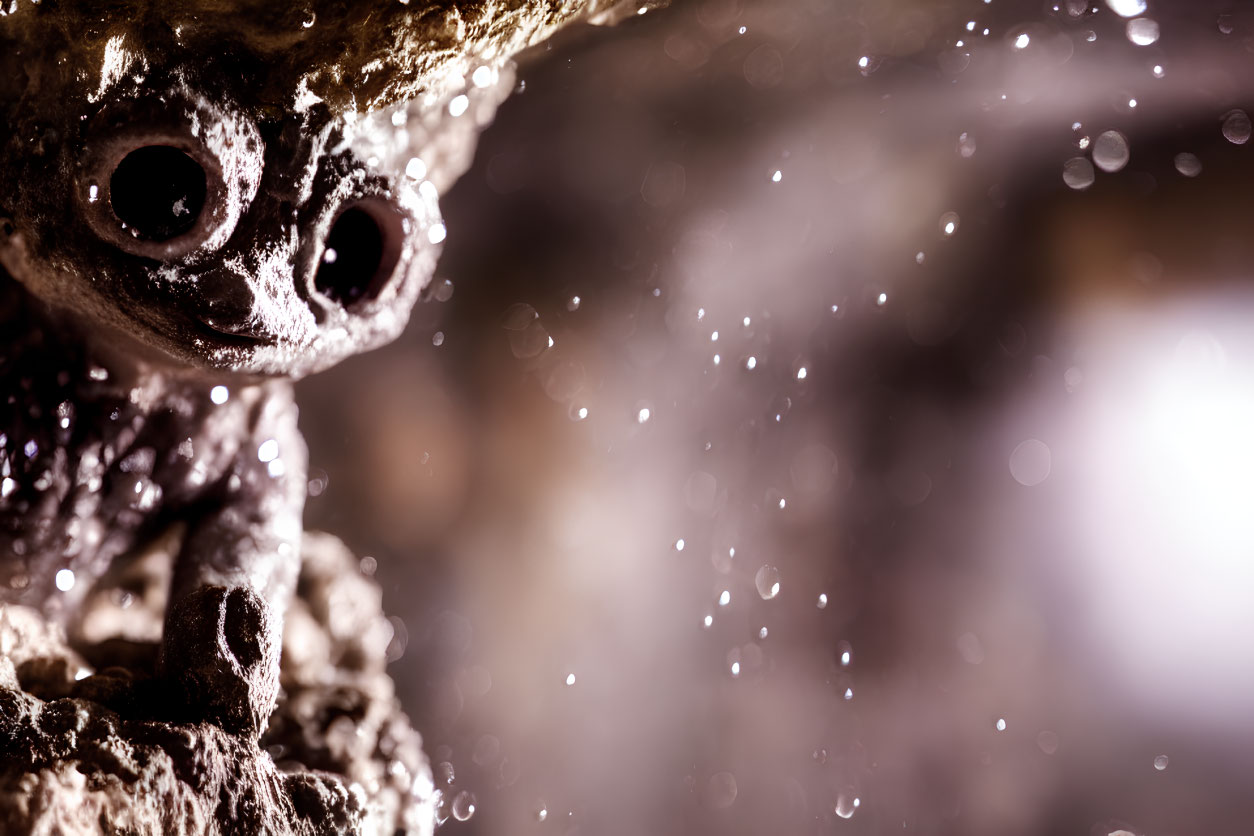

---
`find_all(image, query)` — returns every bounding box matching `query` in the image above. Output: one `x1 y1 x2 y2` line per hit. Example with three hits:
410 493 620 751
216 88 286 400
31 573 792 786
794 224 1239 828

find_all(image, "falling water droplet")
755 565 781 600
834 790 860 819
1092 130 1130 172
1154 754 1169 771
1062 157 1096 190
1222 109 1252 145
1174 153 1202 177
452 791 477 821
940 212 960 236
1125 17 1160 45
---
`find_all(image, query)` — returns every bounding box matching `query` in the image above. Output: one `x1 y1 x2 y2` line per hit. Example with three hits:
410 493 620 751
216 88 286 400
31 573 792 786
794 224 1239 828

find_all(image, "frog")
0 0 635 742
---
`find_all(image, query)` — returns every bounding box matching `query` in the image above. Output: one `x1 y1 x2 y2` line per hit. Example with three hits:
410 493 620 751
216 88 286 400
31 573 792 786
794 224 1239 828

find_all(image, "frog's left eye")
81 132 232 261
314 198 407 308
109 146 207 243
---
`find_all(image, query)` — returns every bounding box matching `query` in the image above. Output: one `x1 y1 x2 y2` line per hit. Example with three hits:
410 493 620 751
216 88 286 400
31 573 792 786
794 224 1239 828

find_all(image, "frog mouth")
190 316 275 348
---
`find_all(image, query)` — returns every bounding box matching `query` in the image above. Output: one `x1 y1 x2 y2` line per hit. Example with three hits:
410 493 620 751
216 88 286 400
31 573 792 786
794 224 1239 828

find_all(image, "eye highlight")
314 199 406 308
109 145 207 242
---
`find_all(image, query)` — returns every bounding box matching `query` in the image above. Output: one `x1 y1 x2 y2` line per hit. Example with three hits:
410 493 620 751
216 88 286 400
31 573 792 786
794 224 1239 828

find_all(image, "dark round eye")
109 146 207 242
315 201 405 307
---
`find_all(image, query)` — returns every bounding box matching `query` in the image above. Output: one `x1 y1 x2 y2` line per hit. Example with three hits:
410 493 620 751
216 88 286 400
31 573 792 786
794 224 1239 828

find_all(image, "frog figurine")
0 1 638 832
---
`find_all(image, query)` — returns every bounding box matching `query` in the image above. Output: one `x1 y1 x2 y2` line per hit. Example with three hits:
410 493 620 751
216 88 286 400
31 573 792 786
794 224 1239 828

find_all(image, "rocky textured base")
0 532 434 836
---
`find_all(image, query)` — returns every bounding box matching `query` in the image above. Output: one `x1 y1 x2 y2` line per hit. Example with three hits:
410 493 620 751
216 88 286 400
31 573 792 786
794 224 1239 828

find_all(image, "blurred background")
298 1 1254 833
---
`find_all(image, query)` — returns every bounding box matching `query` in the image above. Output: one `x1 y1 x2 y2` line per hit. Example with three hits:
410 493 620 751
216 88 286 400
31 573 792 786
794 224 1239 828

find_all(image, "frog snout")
311 197 409 310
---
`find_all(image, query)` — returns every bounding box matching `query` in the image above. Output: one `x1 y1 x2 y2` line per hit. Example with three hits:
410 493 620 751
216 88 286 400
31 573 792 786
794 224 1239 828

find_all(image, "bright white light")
797 367 808 380
405 157 427 180
817 593 828 609
771 170 782 182
257 439 279 462
448 94 470 117
703 615 713 628
730 662 741 676
55 569 75 592
1105 0 1147 17
565 673 576 685
996 718 1007 731
210 385 229 405
857 56 869 69
718 590 731 606
675 538 685 551
840 650 850 665
428 223 448 244
471 66 494 88
637 408 651 424
745 356 757 370
1013 32 1030 49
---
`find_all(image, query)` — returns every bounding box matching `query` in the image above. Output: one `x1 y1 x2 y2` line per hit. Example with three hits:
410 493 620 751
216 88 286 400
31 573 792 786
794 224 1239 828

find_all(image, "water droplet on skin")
703 615 714 628
432 331 445 346
535 801 548 822
451 790 476 821
817 593 828 609
995 718 1007 731
637 407 652 424
1012 32 1030 49
838 641 852 666
1152 63 1165 78
565 672 577 686
718 590 731 606
1126 17 1159 45
1063 157 1096 190
706 772 738 809
1092 130 1130 173
566 295 581 311
1222 109 1252 145
675 538 686 551
1174 152 1202 177
771 169 782 182
755 565 781 599
1154 754 1169 771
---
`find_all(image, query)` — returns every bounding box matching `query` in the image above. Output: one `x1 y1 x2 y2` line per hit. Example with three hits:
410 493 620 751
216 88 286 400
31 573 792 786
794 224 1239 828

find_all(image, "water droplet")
55 568 75 592
1154 754 1169 771
210 385 229 405
703 614 714 628
637 407 652 424
432 331 445 346
730 660 741 676
771 169 782 182
1012 32 1030 49
535 800 548 822
1092 130 1130 172
565 672 576 685
834 789 860 819
567 295 581 311
1152 63 1165 78
755 565 781 600
876 292 888 306
1126 17 1159 45
432 278 455 301
759 626 768 639
472 65 495 88
569 403 589 422
257 439 279 463
843 687 853 700
675 538 686 552
796 366 808 380
1063 157 1096 190
718 589 731 607
940 212 959 236
817 593 828 609
812 747 828 764
1104 0 1147 17
995 717 1007 731
428 223 448 244
502 303 551 358
957 132 976 158
448 95 470 118
706 772 738 809
838 641 852 666
1222 109 1251 145
1010 439 1051 486
1174 152 1202 177
745 356 757 370
452 790 476 821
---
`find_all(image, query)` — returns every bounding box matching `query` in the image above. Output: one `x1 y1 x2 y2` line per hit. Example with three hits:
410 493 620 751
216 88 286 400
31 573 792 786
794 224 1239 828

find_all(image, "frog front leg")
159 390 307 739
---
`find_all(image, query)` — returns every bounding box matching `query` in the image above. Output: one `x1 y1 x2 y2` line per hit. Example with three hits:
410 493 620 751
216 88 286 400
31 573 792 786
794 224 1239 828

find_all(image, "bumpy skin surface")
0 0 632 832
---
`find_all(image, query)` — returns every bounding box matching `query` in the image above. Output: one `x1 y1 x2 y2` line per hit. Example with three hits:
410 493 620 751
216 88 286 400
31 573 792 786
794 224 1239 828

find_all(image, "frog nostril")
314 199 405 308
110 146 207 242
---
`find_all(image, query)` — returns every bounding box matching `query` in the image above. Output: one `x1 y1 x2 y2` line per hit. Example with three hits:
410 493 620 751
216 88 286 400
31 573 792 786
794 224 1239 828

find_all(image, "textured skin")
0 0 635 831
